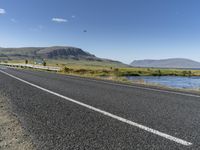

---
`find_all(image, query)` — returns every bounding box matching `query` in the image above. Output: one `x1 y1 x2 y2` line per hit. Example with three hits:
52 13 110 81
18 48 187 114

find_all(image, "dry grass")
4 59 200 77
0 93 34 150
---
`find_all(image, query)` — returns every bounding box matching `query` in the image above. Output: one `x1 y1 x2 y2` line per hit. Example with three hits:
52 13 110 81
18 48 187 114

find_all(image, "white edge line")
0 70 193 146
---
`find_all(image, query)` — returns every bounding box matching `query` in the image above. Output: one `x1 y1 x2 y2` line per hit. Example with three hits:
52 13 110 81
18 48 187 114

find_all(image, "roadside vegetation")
2 59 200 78
59 65 200 77
2 59 200 92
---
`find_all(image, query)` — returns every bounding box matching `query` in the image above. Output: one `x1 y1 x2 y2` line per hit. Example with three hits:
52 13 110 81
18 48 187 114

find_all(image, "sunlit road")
0 66 200 149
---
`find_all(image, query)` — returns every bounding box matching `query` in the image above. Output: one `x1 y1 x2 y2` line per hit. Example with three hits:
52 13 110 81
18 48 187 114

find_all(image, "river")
126 76 200 90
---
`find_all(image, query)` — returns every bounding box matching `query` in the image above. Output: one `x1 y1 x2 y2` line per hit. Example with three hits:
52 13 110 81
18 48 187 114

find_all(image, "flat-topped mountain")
37 46 96 59
0 46 127 67
130 58 200 68
0 46 95 59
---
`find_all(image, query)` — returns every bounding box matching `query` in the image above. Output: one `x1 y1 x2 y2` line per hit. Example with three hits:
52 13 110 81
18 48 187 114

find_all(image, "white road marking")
0 70 193 146
64 75 200 98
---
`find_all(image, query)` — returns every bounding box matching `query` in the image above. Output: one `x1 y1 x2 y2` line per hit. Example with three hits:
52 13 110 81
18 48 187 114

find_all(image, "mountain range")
1 46 200 69
130 58 200 68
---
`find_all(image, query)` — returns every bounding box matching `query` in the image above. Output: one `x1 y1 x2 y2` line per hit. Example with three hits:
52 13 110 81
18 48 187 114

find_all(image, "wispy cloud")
38 25 44 29
0 8 6 15
52 17 68 23
10 18 17 23
29 25 44 32
71 15 76 18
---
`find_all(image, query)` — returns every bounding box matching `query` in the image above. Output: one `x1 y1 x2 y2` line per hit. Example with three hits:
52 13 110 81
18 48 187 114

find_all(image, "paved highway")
0 66 200 149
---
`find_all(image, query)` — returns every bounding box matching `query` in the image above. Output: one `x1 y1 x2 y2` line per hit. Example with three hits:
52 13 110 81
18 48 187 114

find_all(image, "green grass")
2 59 200 77
45 59 128 68
1 58 127 68
60 66 199 77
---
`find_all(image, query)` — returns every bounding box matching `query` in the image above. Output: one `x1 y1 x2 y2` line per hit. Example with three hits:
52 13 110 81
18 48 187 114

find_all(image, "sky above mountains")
0 0 200 63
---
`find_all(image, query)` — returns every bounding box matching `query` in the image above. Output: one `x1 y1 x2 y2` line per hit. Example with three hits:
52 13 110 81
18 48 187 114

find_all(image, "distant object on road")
34 59 44 65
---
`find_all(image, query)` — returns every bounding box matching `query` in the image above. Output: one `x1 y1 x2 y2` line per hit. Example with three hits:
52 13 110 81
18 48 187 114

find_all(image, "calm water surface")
127 76 200 89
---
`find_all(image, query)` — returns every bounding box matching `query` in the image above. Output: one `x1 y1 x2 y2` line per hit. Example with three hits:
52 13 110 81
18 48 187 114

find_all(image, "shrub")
114 68 119 72
75 69 88 74
43 61 46 66
182 71 191 76
63 67 70 73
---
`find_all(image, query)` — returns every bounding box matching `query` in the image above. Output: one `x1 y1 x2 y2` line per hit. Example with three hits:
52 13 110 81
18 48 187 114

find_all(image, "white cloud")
0 8 6 15
71 15 76 18
52 17 67 23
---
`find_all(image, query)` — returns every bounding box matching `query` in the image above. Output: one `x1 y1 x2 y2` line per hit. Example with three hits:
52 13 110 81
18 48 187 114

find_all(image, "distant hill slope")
0 46 127 67
36 46 96 59
0 46 95 59
130 58 200 68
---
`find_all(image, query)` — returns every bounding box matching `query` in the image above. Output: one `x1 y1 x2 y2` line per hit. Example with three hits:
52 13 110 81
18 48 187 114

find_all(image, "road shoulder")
0 92 35 150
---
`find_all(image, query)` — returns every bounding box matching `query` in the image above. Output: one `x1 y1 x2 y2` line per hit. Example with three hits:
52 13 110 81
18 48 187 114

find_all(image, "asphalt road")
0 66 200 149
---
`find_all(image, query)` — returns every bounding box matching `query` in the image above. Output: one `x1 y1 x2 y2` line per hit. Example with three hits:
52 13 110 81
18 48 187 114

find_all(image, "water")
126 76 200 89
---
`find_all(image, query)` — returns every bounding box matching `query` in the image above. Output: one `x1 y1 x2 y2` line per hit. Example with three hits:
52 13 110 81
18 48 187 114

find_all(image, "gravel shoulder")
0 92 34 150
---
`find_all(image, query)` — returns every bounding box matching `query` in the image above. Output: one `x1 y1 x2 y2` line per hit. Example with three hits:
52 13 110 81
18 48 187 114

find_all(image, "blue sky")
0 0 200 64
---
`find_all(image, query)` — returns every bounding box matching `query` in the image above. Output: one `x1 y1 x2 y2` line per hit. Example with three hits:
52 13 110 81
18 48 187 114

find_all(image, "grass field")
2 59 200 77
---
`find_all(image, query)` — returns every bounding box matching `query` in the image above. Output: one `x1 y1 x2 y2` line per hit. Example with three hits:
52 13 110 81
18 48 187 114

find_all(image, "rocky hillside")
0 46 95 60
0 46 127 67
